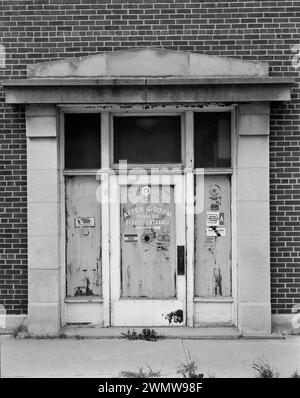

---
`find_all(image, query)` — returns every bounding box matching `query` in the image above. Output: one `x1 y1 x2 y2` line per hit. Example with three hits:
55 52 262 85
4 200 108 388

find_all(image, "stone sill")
194 297 234 303
65 297 103 304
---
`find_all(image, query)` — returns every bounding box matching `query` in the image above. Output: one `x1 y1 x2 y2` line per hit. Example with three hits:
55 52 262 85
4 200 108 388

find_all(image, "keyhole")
144 235 150 242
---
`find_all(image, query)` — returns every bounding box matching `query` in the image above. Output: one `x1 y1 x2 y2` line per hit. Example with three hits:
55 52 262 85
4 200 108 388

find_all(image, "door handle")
177 245 185 275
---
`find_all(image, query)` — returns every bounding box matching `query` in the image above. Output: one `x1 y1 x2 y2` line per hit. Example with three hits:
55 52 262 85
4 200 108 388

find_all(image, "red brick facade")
0 0 299 315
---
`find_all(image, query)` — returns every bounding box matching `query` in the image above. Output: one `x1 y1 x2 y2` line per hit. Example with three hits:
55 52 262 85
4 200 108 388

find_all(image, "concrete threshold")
60 326 283 340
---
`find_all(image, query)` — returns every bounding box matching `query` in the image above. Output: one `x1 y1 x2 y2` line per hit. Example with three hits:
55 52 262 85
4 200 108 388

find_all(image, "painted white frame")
59 104 237 327
190 106 237 326
59 108 105 325
110 173 186 326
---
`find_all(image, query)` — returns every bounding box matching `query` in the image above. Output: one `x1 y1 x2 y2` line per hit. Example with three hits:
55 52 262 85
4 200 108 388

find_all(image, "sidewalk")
1 335 299 378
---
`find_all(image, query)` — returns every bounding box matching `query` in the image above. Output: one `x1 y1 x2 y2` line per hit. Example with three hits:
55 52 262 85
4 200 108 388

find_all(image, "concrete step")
62 326 244 340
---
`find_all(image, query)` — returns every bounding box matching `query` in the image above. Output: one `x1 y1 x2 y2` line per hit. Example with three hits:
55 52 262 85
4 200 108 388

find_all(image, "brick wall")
0 0 299 315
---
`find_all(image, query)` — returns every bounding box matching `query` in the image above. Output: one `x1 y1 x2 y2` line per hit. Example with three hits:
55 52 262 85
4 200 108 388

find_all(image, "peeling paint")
213 267 223 296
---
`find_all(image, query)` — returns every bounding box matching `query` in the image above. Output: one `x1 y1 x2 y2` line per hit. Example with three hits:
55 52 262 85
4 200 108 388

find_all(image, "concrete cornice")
2 76 294 87
2 76 294 104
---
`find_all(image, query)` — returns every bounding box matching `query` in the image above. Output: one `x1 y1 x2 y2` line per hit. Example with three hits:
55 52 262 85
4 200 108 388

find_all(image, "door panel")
121 185 176 298
194 175 231 297
65 176 102 297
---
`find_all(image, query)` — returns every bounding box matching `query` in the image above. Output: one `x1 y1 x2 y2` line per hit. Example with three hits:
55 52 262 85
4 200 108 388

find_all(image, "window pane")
65 114 101 169
194 113 231 168
114 116 181 164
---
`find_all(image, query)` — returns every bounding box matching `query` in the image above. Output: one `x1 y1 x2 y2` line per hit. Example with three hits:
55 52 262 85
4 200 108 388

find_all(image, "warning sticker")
124 234 138 242
74 217 95 228
206 211 224 226
206 226 226 237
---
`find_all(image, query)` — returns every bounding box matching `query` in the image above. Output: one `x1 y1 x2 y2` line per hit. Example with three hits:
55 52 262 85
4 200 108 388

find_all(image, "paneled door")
110 174 186 326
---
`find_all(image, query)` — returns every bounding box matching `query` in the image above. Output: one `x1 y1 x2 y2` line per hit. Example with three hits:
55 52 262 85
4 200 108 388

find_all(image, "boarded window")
113 116 181 164
65 113 101 169
194 113 231 168
194 175 232 297
65 176 102 297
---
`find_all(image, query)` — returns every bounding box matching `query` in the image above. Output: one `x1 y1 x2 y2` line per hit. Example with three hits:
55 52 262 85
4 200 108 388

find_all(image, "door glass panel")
194 175 231 297
65 113 101 169
66 176 102 297
114 116 181 164
194 112 231 168
120 185 176 298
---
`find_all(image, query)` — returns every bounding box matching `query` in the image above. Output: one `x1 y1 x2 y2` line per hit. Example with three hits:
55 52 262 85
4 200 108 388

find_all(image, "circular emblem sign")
209 184 221 197
141 186 151 196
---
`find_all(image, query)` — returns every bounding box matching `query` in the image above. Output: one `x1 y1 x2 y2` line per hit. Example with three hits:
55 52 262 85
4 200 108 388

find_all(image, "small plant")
11 318 28 338
140 328 159 342
177 351 204 378
251 358 279 378
120 366 161 378
121 328 160 342
291 370 300 378
121 329 139 340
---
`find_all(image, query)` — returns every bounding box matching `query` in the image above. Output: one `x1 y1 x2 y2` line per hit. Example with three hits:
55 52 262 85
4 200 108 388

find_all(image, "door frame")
59 104 237 327
110 173 186 326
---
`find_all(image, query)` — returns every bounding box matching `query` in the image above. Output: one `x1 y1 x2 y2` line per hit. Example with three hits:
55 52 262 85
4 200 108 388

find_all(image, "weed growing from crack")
120 366 161 378
290 369 300 378
121 328 160 342
177 350 204 378
251 357 279 378
11 318 28 338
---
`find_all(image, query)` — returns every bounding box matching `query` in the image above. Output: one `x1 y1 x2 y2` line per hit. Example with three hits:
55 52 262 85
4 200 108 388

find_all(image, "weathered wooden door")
110 175 186 326
66 176 102 298
194 175 231 298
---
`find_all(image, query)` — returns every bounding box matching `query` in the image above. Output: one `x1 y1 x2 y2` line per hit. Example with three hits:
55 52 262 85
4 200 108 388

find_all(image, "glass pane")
194 175 232 297
114 116 181 164
65 113 101 169
120 185 176 298
194 112 231 168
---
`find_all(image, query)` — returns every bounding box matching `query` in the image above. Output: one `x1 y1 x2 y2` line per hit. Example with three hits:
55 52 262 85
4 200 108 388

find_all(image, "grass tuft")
251 357 279 378
121 328 160 342
177 350 204 378
120 366 161 378
290 369 300 378
11 318 28 338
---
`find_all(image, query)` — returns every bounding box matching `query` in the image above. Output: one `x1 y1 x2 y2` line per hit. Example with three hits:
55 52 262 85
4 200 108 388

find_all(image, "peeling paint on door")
194 175 231 297
120 185 176 298
66 176 102 297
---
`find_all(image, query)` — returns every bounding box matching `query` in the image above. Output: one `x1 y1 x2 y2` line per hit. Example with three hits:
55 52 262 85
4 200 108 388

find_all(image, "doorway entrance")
63 109 234 327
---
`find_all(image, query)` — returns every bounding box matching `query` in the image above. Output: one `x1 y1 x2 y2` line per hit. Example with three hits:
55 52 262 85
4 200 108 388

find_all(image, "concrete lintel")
2 76 294 87
4 85 292 104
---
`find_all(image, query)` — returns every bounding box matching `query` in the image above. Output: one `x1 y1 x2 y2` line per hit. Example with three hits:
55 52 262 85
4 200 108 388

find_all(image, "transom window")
64 113 101 169
194 112 231 168
113 116 182 164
